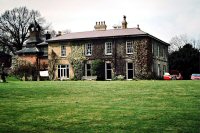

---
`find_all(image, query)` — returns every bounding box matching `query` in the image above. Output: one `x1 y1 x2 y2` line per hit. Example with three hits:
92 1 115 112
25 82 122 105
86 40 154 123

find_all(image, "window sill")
105 53 112 56
126 53 133 55
61 56 67 58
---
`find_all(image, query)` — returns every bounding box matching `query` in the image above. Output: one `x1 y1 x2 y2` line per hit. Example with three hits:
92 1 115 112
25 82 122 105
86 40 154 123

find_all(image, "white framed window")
158 64 161 76
85 63 92 76
58 64 69 79
105 42 112 55
105 62 112 80
157 45 160 57
61 45 66 57
126 41 133 54
163 65 167 75
85 43 92 56
126 62 134 80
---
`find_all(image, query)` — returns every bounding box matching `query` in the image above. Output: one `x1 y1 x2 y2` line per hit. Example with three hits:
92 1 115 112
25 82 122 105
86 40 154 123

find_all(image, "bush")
91 59 105 80
12 61 37 81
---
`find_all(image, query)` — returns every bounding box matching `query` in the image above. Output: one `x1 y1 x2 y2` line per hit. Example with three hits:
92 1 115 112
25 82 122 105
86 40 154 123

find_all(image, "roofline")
47 34 148 43
147 34 170 46
47 34 169 46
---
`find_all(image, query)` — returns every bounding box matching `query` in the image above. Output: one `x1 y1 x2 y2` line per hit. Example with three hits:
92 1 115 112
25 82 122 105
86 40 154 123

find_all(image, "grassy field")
0 80 200 132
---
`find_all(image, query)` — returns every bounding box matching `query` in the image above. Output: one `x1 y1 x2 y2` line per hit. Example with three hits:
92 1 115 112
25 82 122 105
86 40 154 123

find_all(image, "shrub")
91 59 105 80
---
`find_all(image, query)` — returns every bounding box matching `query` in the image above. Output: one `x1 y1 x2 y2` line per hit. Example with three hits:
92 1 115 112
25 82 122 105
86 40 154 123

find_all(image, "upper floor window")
105 42 112 55
61 45 66 57
126 41 133 54
157 45 160 57
85 43 92 56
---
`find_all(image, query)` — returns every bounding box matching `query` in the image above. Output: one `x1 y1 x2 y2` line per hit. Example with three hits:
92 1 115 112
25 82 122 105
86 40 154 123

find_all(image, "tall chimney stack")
94 21 107 31
122 15 128 29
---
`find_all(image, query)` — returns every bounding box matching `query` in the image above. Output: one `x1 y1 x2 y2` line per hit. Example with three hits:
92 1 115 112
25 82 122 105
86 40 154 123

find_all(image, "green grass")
0 81 200 132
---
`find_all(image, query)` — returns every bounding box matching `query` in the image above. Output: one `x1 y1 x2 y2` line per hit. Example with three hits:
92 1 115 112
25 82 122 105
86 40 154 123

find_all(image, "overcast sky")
0 0 200 42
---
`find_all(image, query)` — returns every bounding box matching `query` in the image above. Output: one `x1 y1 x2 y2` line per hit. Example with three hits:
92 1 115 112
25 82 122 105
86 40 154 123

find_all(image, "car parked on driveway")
191 74 200 80
163 72 183 80
163 73 171 80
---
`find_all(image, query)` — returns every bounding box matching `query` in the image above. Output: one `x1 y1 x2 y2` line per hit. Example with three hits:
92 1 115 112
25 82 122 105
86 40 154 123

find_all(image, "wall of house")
18 55 38 65
48 36 168 80
48 42 74 80
152 39 168 77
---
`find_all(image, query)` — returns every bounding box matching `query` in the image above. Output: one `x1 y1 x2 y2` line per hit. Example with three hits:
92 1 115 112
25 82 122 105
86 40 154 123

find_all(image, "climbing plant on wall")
48 49 59 80
134 38 152 79
67 43 86 80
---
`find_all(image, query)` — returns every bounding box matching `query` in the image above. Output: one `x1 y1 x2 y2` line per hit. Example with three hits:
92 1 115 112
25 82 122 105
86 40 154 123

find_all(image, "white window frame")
157 45 160 57
85 43 92 56
126 41 133 54
58 64 69 79
126 62 134 80
105 42 112 55
158 64 161 76
61 45 66 57
163 65 167 75
85 63 92 76
105 62 112 80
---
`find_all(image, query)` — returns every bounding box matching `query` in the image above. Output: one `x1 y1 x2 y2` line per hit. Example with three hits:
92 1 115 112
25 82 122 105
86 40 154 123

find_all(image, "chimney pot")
137 24 140 30
122 15 128 29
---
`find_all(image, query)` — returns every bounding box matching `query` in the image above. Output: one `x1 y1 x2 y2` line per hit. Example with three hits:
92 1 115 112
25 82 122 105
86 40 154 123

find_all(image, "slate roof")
48 28 147 41
37 41 48 46
16 47 39 54
47 28 169 45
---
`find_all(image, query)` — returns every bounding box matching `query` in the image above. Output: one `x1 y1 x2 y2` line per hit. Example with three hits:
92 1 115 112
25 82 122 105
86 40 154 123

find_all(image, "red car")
163 73 171 80
191 74 200 80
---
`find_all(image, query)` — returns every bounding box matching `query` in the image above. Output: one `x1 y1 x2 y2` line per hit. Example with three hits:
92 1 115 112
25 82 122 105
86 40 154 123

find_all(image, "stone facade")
48 36 168 80
47 16 169 80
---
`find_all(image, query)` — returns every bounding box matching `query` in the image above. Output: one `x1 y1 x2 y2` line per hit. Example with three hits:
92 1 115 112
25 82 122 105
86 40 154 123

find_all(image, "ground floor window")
163 65 167 74
85 63 92 76
158 64 161 76
126 62 134 79
105 62 112 80
58 64 69 79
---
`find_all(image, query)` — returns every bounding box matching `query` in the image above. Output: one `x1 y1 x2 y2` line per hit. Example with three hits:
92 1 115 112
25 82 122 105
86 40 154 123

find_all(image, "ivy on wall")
48 49 59 80
67 43 86 80
134 38 152 79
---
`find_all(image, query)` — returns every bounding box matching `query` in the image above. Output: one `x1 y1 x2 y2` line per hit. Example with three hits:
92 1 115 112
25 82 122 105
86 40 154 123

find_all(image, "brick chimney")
45 31 51 40
94 21 107 31
122 15 128 29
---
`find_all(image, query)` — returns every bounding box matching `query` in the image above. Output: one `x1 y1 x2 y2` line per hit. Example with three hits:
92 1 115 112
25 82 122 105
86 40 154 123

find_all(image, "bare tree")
169 34 200 53
0 7 48 54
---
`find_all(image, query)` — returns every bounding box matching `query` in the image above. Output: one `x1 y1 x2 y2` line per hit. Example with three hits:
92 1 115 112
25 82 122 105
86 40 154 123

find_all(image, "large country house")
47 16 169 80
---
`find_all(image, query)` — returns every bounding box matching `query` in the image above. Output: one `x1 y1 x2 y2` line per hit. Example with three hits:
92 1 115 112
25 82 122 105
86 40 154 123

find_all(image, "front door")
126 62 134 80
105 63 112 80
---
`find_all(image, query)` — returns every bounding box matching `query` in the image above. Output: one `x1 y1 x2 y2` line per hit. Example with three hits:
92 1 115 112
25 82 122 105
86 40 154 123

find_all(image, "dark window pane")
107 63 111 69
107 70 112 79
58 69 60 78
128 70 133 79
87 64 91 69
128 63 133 69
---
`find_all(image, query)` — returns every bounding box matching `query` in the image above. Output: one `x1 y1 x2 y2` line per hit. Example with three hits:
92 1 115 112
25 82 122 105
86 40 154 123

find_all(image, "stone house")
47 16 169 80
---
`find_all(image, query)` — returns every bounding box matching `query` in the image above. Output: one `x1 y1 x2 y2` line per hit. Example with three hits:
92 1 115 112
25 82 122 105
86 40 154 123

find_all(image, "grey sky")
0 0 200 42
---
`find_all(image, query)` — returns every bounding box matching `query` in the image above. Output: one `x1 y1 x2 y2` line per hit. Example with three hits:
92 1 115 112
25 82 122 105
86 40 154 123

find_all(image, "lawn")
0 80 200 132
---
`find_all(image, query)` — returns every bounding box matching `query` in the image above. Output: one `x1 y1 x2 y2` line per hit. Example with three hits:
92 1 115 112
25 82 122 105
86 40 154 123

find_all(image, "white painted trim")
126 41 133 54
105 42 112 55
58 64 70 79
105 62 112 80
85 43 92 56
126 62 134 80
60 45 66 57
